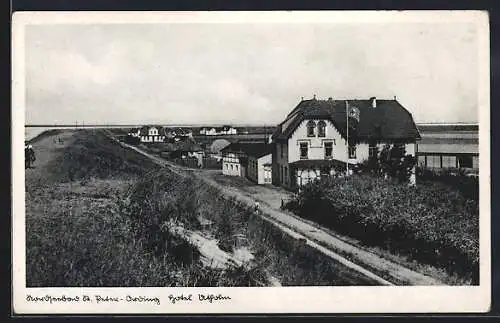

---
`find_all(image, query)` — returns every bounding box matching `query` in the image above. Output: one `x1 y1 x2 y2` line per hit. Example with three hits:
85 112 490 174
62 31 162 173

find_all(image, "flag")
348 105 360 122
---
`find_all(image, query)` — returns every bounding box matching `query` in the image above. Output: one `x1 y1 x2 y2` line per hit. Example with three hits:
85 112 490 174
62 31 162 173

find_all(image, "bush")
284 174 479 283
417 167 479 202
361 143 416 182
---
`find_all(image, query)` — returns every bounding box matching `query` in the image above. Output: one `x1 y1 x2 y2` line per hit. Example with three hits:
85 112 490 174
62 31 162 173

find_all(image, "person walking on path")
253 201 260 214
25 144 36 169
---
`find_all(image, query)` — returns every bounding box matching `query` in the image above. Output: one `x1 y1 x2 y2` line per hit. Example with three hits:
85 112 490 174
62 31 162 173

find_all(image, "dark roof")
289 159 356 170
272 98 421 142
221 142 274 158
139 125 162 136
416 124 478 133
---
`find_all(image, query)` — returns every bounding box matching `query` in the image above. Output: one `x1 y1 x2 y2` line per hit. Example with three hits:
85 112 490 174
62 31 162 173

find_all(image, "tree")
364 143 416 183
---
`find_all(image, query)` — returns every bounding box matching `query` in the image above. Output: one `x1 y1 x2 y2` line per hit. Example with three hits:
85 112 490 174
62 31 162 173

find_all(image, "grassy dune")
26 130 376 287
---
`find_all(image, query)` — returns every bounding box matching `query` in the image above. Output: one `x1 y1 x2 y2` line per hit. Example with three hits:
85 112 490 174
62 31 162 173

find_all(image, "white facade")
288 120 349 163
275 118 417 189
140 127 165 143
201 127 238 136
222 153 244 177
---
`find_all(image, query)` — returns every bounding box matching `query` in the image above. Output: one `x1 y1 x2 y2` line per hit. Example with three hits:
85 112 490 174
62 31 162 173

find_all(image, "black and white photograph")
12 11 490 314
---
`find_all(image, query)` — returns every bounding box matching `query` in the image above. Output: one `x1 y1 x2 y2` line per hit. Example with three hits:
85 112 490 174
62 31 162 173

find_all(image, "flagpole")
346 100 349 176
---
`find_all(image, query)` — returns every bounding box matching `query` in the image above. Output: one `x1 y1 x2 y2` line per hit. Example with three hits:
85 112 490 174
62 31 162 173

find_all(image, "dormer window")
307 120 316 137
317 120 326 137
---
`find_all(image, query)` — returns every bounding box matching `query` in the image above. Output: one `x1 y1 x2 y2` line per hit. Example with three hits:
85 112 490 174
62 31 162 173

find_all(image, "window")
442 156 457 168
324 142 333 159
307 120 316 137
348 145 356 159
300 142 308 159
418 155 426 167
225 164 228 169
280 144 284 159
236 165 239 171
427 155 441 168
284 166 288 183
317 121 326 137
231 164 234 170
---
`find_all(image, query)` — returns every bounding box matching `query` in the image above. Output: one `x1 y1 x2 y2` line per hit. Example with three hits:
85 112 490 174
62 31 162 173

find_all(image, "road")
107 132 444 286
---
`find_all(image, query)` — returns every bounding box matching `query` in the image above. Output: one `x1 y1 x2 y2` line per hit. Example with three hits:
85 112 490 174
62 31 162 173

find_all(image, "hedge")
285 175 479 283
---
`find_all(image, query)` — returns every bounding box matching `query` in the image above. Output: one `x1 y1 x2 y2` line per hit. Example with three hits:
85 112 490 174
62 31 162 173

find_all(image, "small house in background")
244 143 274 184
127 128 141 137
220 125 238 135
209 139 232 161
138 125 166 143
221 142 273 184
170 139 204 165
221 143 246 177
199 125 238 136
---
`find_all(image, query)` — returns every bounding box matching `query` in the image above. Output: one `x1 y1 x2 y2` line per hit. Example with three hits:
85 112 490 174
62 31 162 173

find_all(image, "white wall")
222 153 242 176
355 143 369 163
288 119 348 163
405 143 416 156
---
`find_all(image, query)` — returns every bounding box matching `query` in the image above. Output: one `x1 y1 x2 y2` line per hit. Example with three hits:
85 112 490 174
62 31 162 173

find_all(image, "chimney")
370 97 377 108
328 97 333 101
313 94 317 100
394 95 397 100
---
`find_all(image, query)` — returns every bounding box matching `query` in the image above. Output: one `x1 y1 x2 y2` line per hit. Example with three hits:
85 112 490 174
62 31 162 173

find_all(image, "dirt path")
108 133 443 286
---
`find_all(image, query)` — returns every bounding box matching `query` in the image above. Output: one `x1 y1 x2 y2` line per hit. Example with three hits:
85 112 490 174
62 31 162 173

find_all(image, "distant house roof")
139 125 159 136
272 98 421 142
210 139 232 153
221 142 274 158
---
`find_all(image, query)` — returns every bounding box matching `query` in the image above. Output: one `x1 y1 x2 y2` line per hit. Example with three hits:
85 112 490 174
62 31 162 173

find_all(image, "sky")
24 21 480 125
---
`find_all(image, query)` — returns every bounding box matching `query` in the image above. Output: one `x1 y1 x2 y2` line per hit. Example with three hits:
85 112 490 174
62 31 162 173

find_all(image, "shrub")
361 143 416 182
284 174 479 283
416 167 479 202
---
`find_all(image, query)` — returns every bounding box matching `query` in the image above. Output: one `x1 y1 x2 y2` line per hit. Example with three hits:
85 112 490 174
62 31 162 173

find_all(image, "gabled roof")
272 98 421 142
221 142 274 158
210 139 232 153
137 125 169 136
